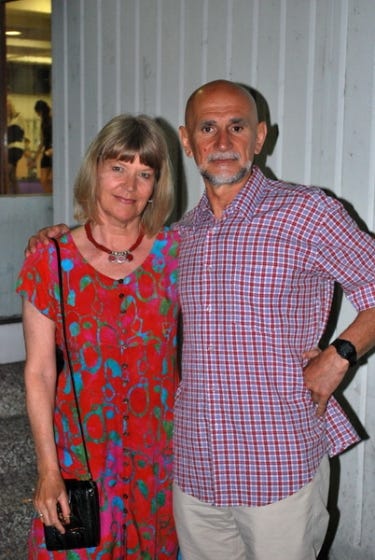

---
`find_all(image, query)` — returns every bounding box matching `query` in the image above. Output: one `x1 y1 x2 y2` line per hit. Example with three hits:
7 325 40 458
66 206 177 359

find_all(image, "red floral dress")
17 228 180 560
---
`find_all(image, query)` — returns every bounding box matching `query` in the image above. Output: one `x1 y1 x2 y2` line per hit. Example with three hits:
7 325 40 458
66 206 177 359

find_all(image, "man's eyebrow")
199 119 217 127
198 117 249 127
229 117 249 125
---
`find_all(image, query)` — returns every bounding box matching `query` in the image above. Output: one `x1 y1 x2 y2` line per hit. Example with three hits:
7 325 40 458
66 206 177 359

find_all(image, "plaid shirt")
173 166 375 507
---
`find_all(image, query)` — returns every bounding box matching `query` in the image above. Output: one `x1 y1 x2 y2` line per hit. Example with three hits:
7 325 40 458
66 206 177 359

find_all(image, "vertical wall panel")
51 2 375 557
100 2 121 123
256 0 283 178
310 1 348 195
139 0 159 114
159 0 182 123
205 0 232 81
120 2 138 112
342 1 375 216
281 1 312 182
180 3 205 96
82 3 101 144
230 0 259 85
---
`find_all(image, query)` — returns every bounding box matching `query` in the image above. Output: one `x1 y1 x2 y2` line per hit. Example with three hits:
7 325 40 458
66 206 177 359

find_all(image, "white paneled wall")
52 1 375 557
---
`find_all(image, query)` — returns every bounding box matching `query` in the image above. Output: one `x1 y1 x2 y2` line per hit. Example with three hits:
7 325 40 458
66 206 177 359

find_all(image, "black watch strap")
330 338 357 367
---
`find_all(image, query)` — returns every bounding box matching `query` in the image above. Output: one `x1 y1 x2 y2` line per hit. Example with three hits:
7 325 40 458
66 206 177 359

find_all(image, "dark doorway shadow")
155 117 188 224
238 83 279 180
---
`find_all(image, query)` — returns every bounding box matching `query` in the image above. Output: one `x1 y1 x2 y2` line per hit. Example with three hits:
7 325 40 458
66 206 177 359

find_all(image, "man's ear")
179 125 193 157
254 121 268 155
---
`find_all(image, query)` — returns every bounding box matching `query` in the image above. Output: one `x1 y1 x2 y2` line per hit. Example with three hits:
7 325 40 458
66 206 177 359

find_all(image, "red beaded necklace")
84 222 144 263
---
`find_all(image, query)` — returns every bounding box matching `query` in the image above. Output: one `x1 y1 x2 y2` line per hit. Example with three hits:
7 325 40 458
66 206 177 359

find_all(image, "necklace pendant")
109 251 129 264
85 222 143 264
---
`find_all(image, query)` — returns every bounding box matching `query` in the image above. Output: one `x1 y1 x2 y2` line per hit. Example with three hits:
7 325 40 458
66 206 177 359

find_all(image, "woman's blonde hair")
74 114 174 235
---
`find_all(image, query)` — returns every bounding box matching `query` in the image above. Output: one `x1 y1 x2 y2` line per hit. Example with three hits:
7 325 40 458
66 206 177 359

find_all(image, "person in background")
23 137 38 180
7 98 25 194
17 114 180 559
25 80 375 560
34 99 53 193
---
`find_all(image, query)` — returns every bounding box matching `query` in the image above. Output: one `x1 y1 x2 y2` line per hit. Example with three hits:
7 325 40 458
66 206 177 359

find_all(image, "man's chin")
199 166 252 187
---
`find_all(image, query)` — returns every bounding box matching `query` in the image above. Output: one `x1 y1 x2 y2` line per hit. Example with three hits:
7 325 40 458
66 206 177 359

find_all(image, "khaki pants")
174 455 330 560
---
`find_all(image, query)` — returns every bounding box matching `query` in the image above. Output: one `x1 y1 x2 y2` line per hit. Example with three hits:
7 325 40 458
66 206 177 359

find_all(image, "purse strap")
52 238 93 480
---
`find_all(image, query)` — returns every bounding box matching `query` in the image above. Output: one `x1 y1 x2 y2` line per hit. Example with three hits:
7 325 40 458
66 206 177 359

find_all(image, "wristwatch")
330 338 357 367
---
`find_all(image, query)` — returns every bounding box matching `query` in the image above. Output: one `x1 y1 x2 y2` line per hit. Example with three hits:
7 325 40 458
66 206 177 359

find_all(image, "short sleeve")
16 241 60 322
315 196 375 311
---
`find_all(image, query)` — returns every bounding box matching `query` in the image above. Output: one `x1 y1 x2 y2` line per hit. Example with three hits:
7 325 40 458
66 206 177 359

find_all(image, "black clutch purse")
44 479 100 550
44 240 101 551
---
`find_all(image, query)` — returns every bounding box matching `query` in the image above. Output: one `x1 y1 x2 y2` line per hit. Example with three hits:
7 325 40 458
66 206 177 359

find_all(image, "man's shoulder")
264 174 323 197
261 174 338 211
172 206 202 232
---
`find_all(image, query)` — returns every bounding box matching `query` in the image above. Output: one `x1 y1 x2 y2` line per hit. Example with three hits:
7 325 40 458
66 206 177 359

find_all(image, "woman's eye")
112 165 123 173
140 171 153 180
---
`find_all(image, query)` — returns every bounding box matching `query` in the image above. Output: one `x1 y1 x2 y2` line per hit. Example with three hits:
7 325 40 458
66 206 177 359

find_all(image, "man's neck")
205 172 253 219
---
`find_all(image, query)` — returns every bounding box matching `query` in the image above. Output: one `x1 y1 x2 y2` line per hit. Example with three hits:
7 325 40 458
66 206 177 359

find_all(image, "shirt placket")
203 220 223 502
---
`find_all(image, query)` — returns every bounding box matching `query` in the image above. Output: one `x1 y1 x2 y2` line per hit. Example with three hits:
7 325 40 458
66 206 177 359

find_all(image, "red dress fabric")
17 228 180 559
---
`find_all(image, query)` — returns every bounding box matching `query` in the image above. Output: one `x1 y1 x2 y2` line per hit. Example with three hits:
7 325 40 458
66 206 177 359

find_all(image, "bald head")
184 80 259 129
179 79 267 200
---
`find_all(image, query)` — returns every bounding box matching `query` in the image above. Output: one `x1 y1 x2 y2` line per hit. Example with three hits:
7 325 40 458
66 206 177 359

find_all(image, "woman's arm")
23 299 70 533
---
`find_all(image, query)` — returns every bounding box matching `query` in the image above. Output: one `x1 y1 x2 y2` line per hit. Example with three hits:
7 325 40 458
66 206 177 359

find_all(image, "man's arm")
304 307 375 416
25 224 70 256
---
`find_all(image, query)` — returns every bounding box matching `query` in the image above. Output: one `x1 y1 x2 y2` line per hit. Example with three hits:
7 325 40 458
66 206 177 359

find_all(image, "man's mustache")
207 152 240 161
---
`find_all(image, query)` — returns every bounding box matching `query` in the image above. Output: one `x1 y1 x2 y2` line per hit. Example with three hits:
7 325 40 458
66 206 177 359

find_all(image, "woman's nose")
123 174 137 191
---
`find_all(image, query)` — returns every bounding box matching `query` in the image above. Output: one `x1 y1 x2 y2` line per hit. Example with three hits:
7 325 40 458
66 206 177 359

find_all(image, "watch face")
332 339 357 366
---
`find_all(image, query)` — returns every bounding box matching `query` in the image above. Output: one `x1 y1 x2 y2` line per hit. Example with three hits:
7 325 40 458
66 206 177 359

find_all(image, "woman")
17 114 180 559
34 99 53 192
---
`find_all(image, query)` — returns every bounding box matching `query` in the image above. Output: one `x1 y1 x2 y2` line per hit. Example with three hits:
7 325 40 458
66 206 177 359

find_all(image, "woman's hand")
25 223 70 257
34 470 70 534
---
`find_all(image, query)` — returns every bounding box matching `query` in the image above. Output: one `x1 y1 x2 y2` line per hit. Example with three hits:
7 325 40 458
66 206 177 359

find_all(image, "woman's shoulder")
150 227 179 262
18 232 74 277
158 225 180 243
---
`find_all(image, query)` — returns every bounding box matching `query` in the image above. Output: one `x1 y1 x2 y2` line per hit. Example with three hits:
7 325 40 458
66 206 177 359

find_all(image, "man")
172 80 375 560
27 80 375 559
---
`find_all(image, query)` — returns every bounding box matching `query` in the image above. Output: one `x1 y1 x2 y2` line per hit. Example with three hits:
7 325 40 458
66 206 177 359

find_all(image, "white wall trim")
0 323 25 364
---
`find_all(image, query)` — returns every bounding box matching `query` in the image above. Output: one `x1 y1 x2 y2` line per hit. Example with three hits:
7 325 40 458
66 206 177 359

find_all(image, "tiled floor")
0 361 35 559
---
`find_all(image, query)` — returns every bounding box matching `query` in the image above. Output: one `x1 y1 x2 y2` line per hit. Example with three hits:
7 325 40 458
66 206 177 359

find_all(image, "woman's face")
96 154 155 226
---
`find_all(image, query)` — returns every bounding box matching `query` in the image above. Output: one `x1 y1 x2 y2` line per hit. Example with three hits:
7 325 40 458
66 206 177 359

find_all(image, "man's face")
179 83 267 189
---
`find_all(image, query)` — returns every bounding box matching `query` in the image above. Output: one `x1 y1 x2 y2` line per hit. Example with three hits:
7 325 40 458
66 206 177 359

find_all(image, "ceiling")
5 0 51 65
